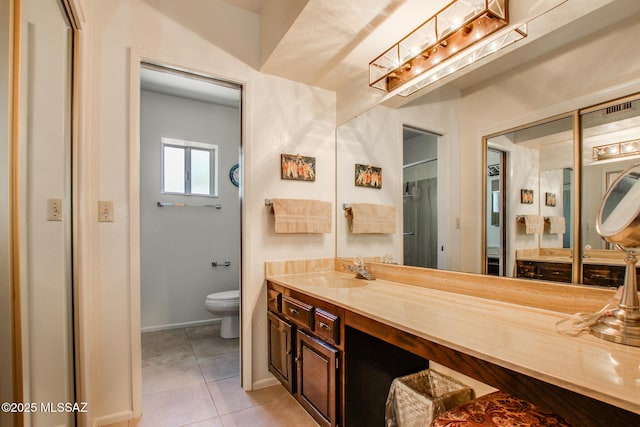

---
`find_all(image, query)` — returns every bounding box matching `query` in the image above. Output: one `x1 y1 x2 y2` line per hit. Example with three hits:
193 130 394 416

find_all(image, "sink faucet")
349 256 375 280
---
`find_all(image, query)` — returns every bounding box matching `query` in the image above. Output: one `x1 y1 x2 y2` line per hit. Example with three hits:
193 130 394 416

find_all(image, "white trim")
127 47 143 420
128 47 250 408
251 376 280 390
93 410 135 427
141 318 220 333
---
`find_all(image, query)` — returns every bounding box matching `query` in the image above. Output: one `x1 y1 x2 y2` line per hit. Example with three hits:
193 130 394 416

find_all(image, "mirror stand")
590 248 640 347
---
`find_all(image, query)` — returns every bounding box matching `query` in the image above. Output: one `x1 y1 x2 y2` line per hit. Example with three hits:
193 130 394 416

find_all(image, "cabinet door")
296 330 339 427
268 312 295 393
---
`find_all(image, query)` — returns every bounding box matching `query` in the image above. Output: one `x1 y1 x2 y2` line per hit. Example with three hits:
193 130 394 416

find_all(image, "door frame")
127 50 246 418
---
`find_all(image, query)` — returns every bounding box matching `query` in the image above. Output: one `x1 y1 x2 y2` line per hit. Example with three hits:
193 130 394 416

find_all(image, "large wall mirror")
335 2 640 282
483 94 640 288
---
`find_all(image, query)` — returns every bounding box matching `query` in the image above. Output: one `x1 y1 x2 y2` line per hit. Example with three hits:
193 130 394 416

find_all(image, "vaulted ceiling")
162 0 640 121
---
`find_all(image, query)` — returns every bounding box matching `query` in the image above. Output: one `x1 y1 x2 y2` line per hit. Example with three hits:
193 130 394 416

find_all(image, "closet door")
14 1 76 425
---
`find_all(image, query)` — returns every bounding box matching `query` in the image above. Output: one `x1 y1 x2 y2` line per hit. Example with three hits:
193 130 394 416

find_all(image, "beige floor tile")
142 328 190 347
142 341 196 368
197 352 240 382
219 393 319 427
207 377 289 416
139 383 219 427
142 358 204 395
190 336 239 359
185 323 221 340
180 418 223 427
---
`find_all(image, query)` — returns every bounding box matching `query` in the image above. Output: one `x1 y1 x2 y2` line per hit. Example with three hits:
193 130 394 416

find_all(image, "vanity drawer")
314 309 340 345
282 295 314 330
268 289 282 312
537 262 572 283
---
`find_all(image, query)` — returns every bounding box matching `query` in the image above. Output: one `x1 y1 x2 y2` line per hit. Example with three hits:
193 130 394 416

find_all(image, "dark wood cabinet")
267 282 344 426
296 330 340 427
516 259 640 288
267 311 295 393
516 260 572 283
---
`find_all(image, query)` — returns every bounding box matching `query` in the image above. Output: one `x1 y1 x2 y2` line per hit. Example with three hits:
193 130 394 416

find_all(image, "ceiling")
142 0 640 118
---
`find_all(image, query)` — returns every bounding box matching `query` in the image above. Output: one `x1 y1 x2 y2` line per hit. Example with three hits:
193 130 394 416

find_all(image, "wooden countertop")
266 270 640 416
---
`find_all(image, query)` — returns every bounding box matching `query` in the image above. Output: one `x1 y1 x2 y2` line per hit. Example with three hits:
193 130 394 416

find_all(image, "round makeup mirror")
591 162 640 346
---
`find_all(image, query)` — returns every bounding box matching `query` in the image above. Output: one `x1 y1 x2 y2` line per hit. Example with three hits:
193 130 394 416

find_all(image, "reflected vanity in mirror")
484 115 575 282
483 94 640 288
590 162 640 346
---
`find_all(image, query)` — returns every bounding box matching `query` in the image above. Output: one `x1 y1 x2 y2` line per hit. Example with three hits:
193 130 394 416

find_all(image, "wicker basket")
385 369 475 427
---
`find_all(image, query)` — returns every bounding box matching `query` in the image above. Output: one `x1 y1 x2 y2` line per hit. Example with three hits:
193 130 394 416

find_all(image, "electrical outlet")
47 198 63 221
98 201 114 222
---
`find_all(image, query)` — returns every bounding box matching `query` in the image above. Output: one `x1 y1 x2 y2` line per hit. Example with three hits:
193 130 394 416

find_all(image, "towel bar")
157 201 221 209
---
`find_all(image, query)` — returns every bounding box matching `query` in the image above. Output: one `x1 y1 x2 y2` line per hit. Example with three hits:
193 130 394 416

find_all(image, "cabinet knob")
319 322 331 330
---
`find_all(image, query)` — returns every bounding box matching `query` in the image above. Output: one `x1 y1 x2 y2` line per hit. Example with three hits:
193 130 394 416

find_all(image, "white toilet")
204 289 240 339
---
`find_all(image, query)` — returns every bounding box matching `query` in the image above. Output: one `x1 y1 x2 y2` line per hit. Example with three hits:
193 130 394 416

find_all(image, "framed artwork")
545 192 556 207
281 154 316 181
520 189 534 204
488 164 501 177
355 164 382 188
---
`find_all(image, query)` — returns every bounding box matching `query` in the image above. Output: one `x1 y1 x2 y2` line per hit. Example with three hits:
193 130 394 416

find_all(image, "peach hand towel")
272 199 332 233
548 216 566 234
350 203 396 234
524 215 544 234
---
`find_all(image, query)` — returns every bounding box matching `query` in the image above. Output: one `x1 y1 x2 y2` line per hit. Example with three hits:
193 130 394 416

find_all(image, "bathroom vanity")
266 259 640 427
515 248 640 287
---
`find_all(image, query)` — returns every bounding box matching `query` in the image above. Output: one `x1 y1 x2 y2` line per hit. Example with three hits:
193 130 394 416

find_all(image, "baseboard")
141 318 220 333
94 410 134 427
252 375 280 390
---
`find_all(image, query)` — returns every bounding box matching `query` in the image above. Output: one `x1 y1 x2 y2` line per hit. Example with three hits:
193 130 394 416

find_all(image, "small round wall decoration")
229 164 239 187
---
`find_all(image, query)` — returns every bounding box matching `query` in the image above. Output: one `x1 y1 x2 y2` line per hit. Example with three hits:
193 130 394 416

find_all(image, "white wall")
140 89 240 330
79 1 335 425
459 13 640 273
540 169 565 249
336 105 402 260
336 87 461 270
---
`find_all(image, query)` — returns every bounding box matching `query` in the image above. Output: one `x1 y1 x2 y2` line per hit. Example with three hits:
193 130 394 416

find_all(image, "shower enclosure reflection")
403 126 438 268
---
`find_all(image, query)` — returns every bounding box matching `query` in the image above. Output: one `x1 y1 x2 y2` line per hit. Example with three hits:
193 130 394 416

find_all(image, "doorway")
486 148 506 276
138 63 242 419
402 126 438 269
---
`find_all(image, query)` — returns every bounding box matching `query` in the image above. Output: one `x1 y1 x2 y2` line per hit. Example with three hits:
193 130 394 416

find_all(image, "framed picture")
545 192 556 207
520 189 534 204
355 164 382 188
281 154 316 181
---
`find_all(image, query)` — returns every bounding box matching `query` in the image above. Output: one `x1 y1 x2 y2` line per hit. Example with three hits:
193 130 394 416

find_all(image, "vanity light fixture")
592 139 640 161
369 0 527 97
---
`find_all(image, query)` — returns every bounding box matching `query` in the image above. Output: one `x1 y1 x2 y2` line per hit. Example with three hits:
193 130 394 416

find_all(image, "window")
161 137 218 197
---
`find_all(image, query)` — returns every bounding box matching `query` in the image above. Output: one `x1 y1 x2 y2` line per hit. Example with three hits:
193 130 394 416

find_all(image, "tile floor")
140 323 318 427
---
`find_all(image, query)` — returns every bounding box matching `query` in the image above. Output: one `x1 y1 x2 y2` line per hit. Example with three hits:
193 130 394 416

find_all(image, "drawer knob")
319 322 331 330
289 308 299 316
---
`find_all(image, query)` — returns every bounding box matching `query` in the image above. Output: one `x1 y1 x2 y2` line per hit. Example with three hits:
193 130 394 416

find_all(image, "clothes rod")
157 202 222 209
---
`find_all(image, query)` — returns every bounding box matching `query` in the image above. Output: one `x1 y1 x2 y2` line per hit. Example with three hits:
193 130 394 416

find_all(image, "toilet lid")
207 290 239 301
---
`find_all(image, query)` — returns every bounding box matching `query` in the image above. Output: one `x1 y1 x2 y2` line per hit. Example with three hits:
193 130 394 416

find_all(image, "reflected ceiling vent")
605 101 633 116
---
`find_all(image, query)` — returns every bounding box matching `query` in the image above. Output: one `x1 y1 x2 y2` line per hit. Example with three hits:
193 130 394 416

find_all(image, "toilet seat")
206 289 239 302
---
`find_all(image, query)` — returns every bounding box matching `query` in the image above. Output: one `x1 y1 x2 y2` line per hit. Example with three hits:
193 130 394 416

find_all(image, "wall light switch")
47 198 63 221
98 201 114 222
